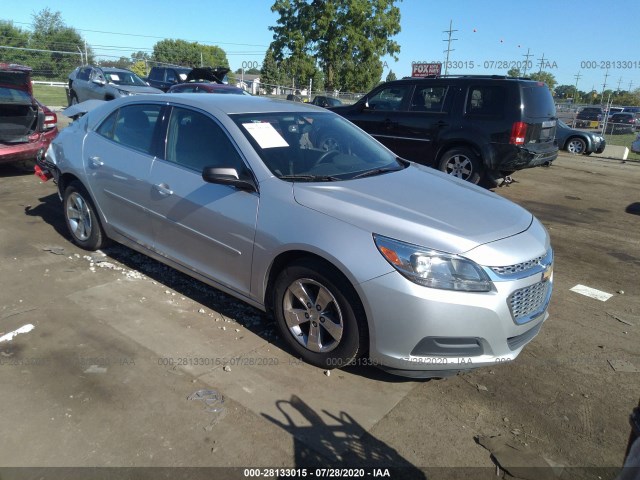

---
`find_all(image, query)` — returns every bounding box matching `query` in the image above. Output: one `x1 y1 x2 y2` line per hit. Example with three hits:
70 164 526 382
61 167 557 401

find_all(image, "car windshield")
104 71 147 87
231 112 404 181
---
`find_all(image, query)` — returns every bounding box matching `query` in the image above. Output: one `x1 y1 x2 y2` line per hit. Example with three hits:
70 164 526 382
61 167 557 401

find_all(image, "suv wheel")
273 259 367 369
438 147 483 184
566 137 586 155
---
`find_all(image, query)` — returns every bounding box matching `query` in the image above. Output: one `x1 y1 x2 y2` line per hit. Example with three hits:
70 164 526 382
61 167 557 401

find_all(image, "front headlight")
374 234 493 292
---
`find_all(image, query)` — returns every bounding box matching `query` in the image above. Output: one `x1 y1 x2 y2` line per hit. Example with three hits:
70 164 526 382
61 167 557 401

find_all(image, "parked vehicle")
575 107 603 128
38 94 553 378
555 120 605 155
146 66 192 92
311 95 343 108
167 67 243 94
622 106 640 114
631 134 640 154
605 113 638 134
68 66 162 105
327 75 558 185
0 63 58 166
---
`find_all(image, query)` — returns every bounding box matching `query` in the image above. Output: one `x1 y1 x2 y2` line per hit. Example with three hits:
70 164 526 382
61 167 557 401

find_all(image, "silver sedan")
42 94 553 378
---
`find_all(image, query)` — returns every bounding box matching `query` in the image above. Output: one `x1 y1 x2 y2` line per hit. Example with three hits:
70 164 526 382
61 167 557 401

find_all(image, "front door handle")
154 183 173 196
89 156 104 167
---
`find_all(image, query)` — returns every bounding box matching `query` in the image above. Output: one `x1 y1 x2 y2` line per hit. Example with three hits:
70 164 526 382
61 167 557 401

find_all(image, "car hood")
292 164 533 254
110 84 163 95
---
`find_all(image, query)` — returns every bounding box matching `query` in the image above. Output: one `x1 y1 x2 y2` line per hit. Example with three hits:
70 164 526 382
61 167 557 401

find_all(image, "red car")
167 66 249 95
0 63 58 167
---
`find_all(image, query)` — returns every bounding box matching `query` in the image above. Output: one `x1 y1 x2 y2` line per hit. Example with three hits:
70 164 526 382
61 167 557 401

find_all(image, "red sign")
412 63 442 77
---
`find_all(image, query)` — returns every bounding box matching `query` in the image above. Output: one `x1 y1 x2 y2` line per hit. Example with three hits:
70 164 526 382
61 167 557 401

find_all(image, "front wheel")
273 259 367 369
438 147 483 184
566 137 586 154
63 181 109 250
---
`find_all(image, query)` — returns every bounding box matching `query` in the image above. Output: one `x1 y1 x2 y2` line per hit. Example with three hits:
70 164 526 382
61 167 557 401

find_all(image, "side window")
77 68 91 81
149 69 162 81
368 85 411 111
410 86 447 112
107 104 162 155
96 110 118 140
466 86 505 116
165 107 244 173
166 70 177 83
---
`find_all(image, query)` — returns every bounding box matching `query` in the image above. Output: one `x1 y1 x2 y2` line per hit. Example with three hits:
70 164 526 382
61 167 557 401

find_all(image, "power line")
521 48 533 76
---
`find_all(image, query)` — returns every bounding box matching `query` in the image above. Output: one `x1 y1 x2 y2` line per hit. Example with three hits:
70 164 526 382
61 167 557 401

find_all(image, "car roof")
108 93 329 115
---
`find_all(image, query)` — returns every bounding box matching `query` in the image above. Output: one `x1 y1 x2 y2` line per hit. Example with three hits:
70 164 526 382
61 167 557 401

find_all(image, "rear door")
388 84 455 165
72 67 94 102
147 105 259 295
83 103 163 247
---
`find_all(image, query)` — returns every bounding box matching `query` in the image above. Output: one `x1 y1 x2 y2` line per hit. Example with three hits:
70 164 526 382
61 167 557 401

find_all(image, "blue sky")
2 0 639 92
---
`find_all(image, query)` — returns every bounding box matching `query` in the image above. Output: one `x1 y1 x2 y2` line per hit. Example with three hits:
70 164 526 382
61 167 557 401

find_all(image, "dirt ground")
0 153 638 479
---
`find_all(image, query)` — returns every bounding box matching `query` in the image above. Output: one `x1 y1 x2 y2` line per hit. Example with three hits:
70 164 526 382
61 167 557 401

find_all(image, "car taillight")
44 111 57 130
510 122 527 145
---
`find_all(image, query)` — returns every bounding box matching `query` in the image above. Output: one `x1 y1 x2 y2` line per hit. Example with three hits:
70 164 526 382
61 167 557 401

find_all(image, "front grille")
491 254 545 276
508 281 550 324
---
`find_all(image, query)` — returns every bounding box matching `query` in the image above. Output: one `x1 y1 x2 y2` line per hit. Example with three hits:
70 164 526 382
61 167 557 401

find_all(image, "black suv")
575 107 603 128
327 76 558 184
146 66 193 92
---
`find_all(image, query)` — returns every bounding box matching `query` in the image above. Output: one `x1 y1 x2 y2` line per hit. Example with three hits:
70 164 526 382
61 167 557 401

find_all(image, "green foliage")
152 39 229 69
261 47 282 93
236 67 261 75
507 67 521 77
99 57 133 69
130 60 148 78
386 70 397 82
528 71 557 92
29 8 89 78
0 21 31 64
269 0 401 92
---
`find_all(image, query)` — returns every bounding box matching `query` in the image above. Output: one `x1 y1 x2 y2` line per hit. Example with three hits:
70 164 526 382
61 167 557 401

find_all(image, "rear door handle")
89 156 104 167
154 183 173 196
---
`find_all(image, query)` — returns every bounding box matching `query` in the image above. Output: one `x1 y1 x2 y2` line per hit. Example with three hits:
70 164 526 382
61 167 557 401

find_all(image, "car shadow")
262 394 427 479
626 202 640 216
0 162 37 178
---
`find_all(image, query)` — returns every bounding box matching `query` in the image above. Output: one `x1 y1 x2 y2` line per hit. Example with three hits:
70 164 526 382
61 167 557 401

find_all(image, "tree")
260 47 282 93
130 61 147 78
0 21 30 64
386 70 397 82
507 67 521 77
152 39 229 69
269 0 401 92
528 71 557 92
99 57 132 69
29 9 90 79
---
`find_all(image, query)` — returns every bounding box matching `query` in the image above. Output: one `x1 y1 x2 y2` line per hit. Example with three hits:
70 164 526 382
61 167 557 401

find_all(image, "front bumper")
360 265 552 378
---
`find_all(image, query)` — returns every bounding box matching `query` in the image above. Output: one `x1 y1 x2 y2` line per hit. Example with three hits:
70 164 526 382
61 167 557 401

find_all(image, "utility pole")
537 53 546 74
617 77 623 92
522 48 533 76
629 80 634 92
573 71 582 104
442 20 458 76
600 69 609 106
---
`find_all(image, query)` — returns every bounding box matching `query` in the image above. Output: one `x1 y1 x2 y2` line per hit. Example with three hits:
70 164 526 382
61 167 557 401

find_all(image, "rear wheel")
438 147 483 184
63 181 108 251
566 137 587 154
273 259 367 369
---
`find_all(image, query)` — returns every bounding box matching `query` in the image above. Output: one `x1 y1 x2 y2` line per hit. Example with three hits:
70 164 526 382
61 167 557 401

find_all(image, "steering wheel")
312 149 341 168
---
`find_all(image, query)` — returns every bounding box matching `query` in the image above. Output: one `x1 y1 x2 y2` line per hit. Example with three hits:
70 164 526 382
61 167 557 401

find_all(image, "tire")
272 259 367 369
566 137 587 155
63 181 108 251
438 147 483 184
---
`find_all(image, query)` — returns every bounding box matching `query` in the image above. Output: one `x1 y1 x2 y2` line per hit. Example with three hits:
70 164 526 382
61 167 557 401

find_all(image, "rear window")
465 86 505 116
0 87 32 104
522 85 556 118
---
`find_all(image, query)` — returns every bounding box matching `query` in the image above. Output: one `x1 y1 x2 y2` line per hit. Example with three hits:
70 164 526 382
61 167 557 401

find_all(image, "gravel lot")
0 153 638 479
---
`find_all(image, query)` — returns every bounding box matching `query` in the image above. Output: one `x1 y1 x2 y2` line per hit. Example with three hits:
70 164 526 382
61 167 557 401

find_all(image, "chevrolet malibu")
40 95 553 378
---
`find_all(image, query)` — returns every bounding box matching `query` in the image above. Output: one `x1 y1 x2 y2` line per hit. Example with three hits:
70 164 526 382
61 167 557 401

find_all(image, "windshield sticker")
242 122 289 149
108 74 120 82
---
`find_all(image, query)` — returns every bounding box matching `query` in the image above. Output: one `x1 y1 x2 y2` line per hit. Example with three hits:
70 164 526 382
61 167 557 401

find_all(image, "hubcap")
567 140 584 154
444 154 473 180
66 192 92 241
283 278 343 353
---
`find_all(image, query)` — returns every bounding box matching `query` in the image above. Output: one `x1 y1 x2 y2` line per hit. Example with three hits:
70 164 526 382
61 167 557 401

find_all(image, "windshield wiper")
351 166 401 179
279 174 341 182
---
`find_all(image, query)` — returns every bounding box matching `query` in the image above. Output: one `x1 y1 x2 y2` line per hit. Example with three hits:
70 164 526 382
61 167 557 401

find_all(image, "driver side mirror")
92 78 106 86
202 167 257 192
